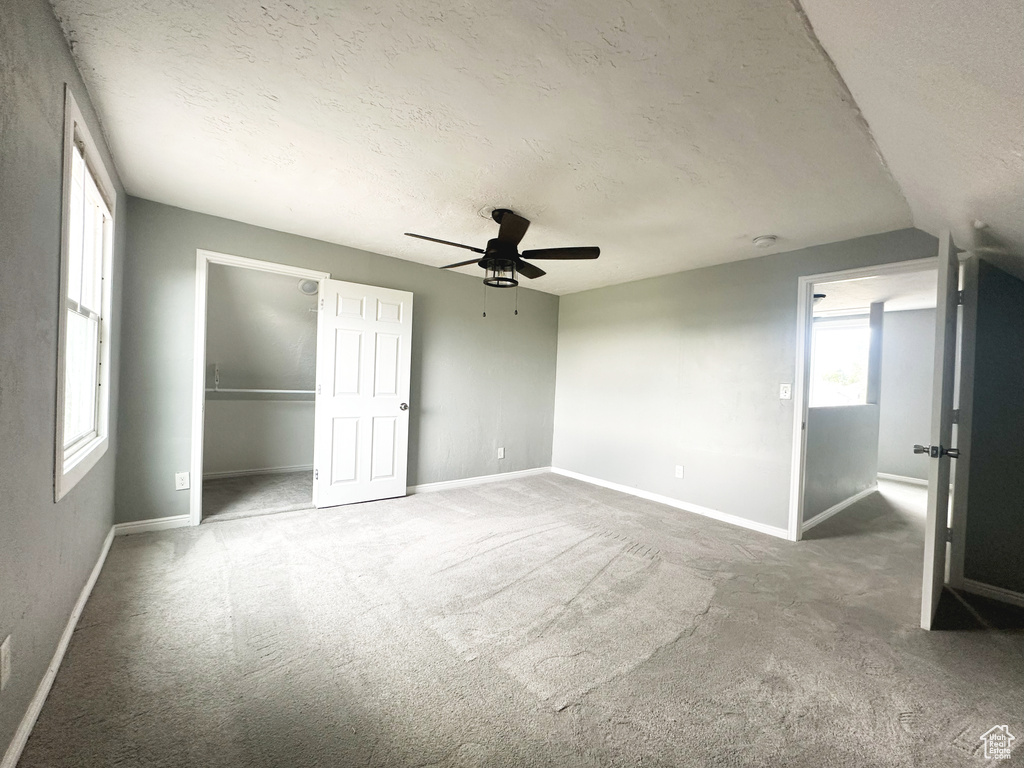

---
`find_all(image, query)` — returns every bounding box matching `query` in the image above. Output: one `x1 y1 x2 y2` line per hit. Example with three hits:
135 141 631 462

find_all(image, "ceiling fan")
405 209 599 287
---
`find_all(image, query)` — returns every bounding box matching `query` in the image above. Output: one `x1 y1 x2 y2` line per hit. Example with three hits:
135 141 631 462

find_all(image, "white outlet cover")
175 472 190 490
1 635 11 691
674 465 685 479
780 384 793 400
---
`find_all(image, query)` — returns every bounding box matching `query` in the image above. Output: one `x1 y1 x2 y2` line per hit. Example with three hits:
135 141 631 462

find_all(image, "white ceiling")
799 0 1024 263
813 270 937 316
50 0 916 294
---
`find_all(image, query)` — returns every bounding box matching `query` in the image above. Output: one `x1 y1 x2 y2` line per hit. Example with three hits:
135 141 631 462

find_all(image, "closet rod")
205 387 315 395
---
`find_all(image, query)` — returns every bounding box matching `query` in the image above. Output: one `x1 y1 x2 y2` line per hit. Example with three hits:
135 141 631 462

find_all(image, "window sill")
55 435 108 502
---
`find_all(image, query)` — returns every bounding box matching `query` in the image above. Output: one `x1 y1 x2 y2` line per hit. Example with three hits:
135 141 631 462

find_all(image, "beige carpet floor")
18 475 1024 767
202 470 313 522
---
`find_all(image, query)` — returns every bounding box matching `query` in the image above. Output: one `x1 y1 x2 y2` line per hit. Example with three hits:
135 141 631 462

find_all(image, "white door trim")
189 249 330 526
787 256 938 542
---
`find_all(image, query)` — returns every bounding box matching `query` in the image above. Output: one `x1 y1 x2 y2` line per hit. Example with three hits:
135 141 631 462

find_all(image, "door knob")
399 402 409 411
913 444 959 459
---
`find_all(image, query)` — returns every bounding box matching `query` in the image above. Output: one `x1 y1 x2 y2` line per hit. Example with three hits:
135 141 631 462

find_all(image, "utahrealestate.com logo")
980 726 1015 761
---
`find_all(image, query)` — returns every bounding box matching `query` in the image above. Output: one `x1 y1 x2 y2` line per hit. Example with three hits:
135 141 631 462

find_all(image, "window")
808 316 870 407
55 88 116 500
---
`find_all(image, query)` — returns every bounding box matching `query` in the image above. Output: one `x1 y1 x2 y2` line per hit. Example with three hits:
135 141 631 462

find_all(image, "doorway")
788 257 939 540
189 251 329 525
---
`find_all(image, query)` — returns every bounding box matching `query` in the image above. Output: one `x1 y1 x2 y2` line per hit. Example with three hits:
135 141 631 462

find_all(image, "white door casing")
314 279 413 508
786 256 939 542
190 250 329 526
920 231 960 630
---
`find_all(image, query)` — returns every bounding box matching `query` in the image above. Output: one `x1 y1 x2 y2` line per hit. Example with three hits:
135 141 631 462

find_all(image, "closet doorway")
190 251 329 524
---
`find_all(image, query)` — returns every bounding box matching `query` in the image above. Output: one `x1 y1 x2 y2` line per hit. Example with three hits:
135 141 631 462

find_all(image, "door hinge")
314 469 319 480
946 527 953 543
320 298 324 310
952 408 959 424
957 290 965 305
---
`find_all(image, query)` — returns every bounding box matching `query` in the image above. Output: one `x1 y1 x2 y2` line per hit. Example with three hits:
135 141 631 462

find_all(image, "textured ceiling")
51 0 913 294
800 0 1024 264
813 269 937 316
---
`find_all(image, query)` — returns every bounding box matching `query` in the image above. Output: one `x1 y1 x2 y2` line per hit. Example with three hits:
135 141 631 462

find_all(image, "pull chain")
482 282 487 317
515 284 519 316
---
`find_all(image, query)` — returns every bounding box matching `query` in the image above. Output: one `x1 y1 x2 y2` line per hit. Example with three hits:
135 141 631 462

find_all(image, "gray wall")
0 0 125 756
117 198 559 523
552 228 937 531
963 260 1024 593
205 263 318 391
803 406 880 520
203 264 318 476
878 308 935 480
203 400 314 476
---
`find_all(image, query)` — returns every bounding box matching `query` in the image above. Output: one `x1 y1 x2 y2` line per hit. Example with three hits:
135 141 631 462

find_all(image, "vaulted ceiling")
51 0 1021 294
799 0 1023 269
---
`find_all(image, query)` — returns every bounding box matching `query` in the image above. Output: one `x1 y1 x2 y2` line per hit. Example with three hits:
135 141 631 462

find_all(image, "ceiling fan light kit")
483 260 518 288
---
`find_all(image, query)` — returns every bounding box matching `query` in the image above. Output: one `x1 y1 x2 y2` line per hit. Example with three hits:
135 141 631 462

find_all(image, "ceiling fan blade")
496 211 530 246
515 259 546 279
439 258 482 270
520 246 600 260
405 233 484 253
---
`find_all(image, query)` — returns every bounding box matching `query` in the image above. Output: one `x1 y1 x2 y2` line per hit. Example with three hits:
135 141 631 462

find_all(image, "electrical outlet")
174 472 190 491
497 447 505 460
779 383 793 400
1 635 11 692
674 465 685 479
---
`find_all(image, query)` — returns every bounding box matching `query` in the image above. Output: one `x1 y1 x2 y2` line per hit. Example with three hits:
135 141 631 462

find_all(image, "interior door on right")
920 231 960 630
951 258 1024 603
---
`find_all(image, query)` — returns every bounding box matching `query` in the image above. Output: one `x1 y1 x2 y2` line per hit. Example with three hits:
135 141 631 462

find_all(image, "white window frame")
55 87 116 501
808 314 871 408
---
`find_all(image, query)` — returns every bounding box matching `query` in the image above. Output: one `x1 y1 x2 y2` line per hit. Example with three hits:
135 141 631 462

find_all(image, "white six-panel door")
313 279 413 508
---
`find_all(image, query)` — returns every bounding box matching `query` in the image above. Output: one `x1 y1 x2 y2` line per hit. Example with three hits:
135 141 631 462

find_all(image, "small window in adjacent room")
55 88 116 501
808 316 870 407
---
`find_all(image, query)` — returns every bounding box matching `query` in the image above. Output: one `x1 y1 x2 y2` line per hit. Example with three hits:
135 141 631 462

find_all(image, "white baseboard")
960 578 1024 609
407 467 551 494
202 464 313 480
550 467 790 540
1 526 114 768
113 514 192 536
802 485 877 533
877 472 928 487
